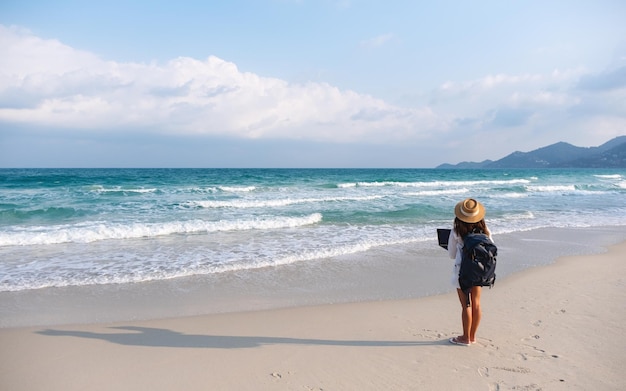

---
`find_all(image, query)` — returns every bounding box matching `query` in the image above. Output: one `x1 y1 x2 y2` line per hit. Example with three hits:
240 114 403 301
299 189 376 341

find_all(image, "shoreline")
1 235 625 390
1 225 626 329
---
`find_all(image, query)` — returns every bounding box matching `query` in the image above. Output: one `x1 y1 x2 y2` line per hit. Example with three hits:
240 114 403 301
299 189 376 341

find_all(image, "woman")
447 198 492 346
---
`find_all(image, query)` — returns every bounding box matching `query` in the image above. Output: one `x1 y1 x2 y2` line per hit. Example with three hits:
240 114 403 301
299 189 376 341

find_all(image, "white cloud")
1 24 624 168
432 69 591 124
0 25 102 76
0 26 439 143
435 70 585 100
428 64 626 160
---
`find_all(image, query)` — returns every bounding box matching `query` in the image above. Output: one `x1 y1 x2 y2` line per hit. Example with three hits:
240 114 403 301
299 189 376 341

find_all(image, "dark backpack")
459 232 497 296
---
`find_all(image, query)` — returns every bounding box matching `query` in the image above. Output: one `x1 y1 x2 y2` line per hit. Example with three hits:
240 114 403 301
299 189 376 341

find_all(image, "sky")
1 0 625 168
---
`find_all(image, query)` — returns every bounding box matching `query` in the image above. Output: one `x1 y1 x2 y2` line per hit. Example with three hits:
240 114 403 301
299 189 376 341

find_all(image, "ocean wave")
89 185 157 194
503 211 535 220
339 179 532 188
0 231 423 291
218 186 257 192
0 213 323 246
208 236 421 274
490 193 528 198
525 185 577 193
406 188 469 196
2 215 625 292
594 174 622 179
168 186 257 194
0 206 87 222
189 195 384 209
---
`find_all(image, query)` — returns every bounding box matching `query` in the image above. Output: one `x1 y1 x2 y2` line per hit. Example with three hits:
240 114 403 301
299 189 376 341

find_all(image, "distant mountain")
437 160 493 169
436 136 626 169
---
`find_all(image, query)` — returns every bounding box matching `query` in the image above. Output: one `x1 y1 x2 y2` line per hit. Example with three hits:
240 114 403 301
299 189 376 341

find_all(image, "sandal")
449 336 471 346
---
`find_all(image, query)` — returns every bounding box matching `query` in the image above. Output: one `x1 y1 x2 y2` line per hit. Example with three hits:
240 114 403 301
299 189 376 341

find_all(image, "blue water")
1 168 625 292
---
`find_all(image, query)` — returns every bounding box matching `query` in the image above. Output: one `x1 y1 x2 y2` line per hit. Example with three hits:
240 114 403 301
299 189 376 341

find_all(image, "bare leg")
469 286 482 343
456 288 471 344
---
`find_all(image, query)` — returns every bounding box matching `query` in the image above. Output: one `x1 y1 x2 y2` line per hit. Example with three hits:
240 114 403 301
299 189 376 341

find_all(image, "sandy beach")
1 238 625 390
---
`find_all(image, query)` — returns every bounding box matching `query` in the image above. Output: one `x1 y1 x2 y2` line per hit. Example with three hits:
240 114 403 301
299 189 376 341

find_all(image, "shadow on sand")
37 326 448 349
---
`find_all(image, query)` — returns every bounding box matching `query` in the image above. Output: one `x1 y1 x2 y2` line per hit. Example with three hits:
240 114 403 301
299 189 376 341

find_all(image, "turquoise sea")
2 167 626 291
1 168 625 326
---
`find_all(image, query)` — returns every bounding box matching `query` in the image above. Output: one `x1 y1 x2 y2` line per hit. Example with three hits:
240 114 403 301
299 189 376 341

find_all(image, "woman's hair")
454 217 490 238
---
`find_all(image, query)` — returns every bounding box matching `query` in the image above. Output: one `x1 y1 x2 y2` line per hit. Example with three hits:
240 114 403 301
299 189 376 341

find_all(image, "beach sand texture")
1 241 625 391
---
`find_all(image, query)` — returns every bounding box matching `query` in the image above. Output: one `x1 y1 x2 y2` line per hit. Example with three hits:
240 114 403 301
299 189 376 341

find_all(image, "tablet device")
437 228 451 250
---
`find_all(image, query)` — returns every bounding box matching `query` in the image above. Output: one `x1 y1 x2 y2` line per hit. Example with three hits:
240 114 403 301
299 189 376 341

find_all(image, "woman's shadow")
37 326 447 349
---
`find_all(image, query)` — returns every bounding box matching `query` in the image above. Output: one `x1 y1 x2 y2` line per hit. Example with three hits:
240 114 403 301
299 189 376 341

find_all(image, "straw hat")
455 198 485 223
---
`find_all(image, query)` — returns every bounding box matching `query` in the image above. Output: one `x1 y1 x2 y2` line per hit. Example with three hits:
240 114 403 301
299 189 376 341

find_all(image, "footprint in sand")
521 334 541 342
518 343 560 361
490 382 541 391
493 366 531 374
